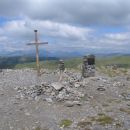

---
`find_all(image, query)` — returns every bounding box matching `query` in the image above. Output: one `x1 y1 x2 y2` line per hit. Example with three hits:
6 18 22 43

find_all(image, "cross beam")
27 30 48 76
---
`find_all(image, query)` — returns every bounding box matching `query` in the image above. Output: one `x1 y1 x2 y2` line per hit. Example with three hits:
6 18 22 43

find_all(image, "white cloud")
0 0 130 26
104 33 130 41
0 19 93 40
0 18 130 54
0 0 130 54
0 36 8 42
0 18 94 53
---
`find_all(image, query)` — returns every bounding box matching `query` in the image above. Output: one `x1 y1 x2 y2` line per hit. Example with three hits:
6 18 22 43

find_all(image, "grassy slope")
14 56 130 69
96 56 130 68
15 58 82 70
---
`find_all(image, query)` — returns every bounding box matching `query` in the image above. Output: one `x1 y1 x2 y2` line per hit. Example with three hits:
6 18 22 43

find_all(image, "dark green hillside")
1 56 130 69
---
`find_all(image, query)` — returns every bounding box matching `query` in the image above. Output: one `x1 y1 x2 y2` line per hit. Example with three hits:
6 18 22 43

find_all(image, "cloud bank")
0 0 130 55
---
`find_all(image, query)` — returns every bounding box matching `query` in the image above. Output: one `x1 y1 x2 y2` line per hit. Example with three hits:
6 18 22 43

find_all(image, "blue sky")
0 0 130 56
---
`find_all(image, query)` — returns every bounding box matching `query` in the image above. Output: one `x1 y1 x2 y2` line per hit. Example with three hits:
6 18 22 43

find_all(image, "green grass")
96 114 114 125
96 56 130 68
15 60 58 70
77 120 92 128
77 114 114 127
14 58 82 70
34 127 42 130
59 119 73 128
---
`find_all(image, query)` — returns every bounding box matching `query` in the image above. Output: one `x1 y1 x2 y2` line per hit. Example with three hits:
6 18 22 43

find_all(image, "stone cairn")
0 69 2 73
58 60 65 81
82 55 95 78
0 69 4 75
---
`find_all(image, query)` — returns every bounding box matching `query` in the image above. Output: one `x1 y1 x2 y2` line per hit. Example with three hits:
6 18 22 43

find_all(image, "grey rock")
97 87 106 91
73 101 82 106
74 83 80 88
45 98 53 103
56 90 66 101
0 93 4 96
35 96 42 102
113 82 125 87
51 82 64 91
64 101 82 107
125 94 130 100
25 112 31 116
64 101 74 107
98 84 104 87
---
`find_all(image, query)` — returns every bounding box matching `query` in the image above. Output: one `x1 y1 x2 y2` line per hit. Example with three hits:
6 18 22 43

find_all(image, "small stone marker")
58 60 65 81
0 69 2 73
0 69 4 75
82 56 88 78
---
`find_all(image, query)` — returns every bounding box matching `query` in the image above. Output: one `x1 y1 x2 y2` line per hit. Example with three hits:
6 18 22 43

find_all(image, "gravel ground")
0 69 130 130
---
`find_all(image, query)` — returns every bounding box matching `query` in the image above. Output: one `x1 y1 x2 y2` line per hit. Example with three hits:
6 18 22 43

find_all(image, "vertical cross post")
27 30 48 76
34 30 40 75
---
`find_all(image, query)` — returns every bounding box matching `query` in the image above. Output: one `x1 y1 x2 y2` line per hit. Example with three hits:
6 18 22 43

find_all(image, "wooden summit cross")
27 30 48 76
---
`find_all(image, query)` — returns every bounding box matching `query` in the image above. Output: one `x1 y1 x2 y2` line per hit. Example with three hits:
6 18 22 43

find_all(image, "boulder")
64 101 82 107
51 82 64 91
74 83 81 88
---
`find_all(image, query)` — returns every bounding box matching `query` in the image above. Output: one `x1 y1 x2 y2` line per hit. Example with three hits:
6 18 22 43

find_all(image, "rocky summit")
0 68 130 130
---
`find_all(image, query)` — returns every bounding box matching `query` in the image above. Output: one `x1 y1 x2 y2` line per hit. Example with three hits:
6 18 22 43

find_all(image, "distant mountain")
1 51 130 69
5 50 50 57
1 49 130 58
0 49 84 58
95 53 122 58
0 56 59 69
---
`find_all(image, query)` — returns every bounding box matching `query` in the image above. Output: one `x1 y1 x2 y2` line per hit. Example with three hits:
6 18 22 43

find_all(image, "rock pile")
15 77 85 103
113 81 125 88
